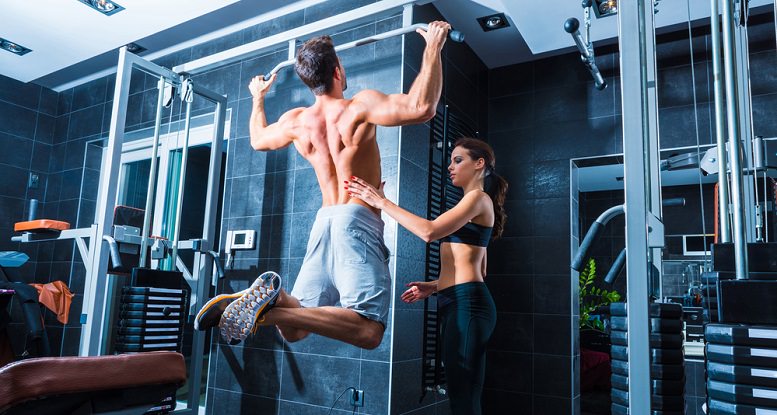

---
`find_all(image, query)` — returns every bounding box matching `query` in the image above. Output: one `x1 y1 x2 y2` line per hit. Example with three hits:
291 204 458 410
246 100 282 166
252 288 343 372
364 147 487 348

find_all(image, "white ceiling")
437 0 774 68
0 0 247 83
1 0 775 90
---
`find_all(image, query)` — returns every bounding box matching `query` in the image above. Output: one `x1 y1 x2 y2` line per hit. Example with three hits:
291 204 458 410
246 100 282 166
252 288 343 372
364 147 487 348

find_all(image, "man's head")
295 35 347 96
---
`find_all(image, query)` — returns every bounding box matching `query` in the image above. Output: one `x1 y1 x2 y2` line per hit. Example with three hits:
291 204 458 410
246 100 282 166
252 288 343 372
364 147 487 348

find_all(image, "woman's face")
448 146 484 187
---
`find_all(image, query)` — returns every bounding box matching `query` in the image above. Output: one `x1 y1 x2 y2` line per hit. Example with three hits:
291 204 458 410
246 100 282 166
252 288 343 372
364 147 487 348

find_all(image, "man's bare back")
284 97 382 212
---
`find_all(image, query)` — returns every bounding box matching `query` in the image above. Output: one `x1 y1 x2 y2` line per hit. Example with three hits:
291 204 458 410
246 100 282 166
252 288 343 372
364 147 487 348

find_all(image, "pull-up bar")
262 23 464 81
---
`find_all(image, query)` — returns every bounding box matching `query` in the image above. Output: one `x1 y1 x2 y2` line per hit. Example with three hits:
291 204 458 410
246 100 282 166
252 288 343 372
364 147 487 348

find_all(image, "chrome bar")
711 0 732 243
721 0 749 279
170 97 193 267
139 76 167 268
262 23 464 81
173 0 421 75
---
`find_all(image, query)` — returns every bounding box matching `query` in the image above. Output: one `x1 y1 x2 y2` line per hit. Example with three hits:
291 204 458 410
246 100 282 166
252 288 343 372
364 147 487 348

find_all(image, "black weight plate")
121 294 186 305
121 303 182 312
610 330 684 348
708 380 777 408
610 374 685 395
116 334 181 344
610 302 683 318
611 403 684 415
708 398 777 414
119 310 182 320
118 319 182 328
117 326 181 335
708 362 777 388
706 324 777 348
707 343 777 368
611 346 684 364
122 286 186 296
611 360 685 380
115 342 179 352
611 317 684 333
611 389 684 411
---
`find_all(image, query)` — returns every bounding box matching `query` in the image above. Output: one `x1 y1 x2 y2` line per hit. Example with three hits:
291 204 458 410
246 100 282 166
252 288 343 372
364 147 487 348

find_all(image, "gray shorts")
290 204 391 327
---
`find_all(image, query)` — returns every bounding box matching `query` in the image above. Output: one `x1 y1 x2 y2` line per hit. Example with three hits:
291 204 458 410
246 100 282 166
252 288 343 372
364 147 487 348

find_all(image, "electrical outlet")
28 173 39 189
349 389 364 407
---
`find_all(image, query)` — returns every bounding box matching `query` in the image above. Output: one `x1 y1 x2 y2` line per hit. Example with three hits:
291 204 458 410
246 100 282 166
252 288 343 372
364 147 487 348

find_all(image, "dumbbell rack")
609 302 686 414
116 286 189 414
704 324 777 414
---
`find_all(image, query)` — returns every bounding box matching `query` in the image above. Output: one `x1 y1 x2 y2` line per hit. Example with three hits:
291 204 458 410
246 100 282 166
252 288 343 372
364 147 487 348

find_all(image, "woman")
346 137 508 415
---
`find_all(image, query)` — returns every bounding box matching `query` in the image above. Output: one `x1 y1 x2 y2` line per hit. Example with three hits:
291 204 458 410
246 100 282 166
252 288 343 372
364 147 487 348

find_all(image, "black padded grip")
572 221 603 271
604 248 627 284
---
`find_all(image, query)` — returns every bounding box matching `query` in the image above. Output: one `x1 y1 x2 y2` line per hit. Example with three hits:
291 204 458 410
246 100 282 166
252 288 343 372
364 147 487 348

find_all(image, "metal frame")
69 47 227 415
618 0 661 412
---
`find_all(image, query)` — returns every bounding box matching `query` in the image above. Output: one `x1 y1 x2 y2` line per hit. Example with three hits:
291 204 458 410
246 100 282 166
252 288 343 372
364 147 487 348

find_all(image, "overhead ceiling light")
476 13 510 32
0 38 32 56
125 42 147 54
593 0 617 18
77 0 124 16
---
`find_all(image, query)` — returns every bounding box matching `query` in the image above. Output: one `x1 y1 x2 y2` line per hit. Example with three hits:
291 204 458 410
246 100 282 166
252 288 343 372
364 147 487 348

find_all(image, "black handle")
564 18 580 34
604 248 627 284
572 222 603 271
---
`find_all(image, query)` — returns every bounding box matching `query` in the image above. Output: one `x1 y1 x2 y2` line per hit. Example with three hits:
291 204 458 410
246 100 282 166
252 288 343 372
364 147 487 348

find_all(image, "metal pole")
721 0 750 279
186 91 226 413
170 98 193 267
139 77 167 268
79 47 133 356
618 0 654 412
711 0 732 243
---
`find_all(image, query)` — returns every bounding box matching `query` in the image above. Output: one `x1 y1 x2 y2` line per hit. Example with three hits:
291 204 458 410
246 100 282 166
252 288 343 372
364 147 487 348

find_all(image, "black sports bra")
442 222 493 247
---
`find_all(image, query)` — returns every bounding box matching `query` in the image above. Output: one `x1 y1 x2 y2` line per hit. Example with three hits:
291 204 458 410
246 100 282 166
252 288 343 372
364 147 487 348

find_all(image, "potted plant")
579 258 621 332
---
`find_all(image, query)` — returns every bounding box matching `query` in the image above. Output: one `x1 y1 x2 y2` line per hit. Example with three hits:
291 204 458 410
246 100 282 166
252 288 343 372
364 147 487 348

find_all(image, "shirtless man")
196 21 451 349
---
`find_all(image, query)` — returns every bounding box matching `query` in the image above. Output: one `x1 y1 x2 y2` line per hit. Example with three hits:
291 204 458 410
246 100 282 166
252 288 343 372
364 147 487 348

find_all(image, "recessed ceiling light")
476 13 510 32
0 38 32 56
125 42 147 54
77 0 124 16
593 0 617 18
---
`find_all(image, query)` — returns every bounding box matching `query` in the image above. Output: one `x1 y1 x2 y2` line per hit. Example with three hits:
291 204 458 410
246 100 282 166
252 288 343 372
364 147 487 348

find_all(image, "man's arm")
352 21 451 127
248 74 298 151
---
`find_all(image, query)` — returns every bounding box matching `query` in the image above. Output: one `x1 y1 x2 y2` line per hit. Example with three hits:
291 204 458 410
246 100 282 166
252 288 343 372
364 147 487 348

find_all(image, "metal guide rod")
721 0 750 279
262 23 464 81
711 0 732 243
173 0 421 75
619 0 656 412
139 77 167 268
170 98 194 267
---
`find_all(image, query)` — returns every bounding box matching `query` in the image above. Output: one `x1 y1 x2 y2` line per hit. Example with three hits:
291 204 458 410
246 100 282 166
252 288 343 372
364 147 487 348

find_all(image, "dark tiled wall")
0 74 62 355
390 4 489 415
486 18 777 414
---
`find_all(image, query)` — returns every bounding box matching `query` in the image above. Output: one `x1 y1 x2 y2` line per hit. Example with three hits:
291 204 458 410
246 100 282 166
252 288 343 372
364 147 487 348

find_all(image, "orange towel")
30 281 74 325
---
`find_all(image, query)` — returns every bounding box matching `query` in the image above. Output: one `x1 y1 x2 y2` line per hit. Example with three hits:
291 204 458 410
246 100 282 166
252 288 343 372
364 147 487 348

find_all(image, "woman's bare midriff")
437 241 487 291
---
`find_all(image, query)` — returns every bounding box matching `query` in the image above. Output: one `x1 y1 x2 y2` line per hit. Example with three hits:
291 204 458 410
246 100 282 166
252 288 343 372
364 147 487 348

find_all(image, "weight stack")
609 302 686 415
117 286 189 414
705 324 777 414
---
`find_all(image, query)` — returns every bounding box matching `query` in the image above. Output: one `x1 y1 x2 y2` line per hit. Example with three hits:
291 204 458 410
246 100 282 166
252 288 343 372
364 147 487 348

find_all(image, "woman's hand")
401 281 436 303
346 176 387 209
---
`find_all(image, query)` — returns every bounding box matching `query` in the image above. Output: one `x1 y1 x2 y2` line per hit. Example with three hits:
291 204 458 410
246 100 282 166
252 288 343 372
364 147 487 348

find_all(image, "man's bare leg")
264 289 384 350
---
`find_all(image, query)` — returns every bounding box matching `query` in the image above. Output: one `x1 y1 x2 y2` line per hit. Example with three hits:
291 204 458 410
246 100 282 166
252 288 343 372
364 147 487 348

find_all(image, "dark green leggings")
438 282 497 415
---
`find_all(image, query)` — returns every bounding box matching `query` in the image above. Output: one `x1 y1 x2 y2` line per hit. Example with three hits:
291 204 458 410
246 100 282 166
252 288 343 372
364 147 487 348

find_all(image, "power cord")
328 386 358 415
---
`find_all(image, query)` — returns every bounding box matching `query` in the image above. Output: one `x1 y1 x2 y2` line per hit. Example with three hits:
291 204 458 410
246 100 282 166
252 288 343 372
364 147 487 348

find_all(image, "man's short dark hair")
295 35 339 95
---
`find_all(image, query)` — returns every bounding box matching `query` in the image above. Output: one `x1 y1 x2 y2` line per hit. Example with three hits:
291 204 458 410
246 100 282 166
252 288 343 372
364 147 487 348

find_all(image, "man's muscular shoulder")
349 89 384 122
